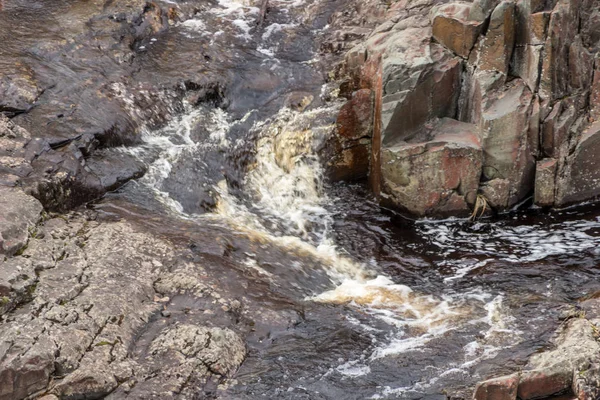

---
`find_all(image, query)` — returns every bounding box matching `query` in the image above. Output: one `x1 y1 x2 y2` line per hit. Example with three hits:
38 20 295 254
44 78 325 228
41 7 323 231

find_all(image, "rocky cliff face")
334 0 600 217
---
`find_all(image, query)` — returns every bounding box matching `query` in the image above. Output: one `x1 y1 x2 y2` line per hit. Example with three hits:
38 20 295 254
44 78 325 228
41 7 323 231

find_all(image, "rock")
0 67 41 114
118 324 246 399
517 366 572 399
381 118 482 216
591 56 600 120
337 89 373 141
330 89 373 180
431 3 486 58
459 70 505 125
541 101 576 158
521 318 600 398
475 318 600 400
0 187 43 256
480 80 534 209
534 158 557 206
539 0 583 102
149 324 245 377
473 374 519 400
0 334 56 400
0 214 251 400
556 122 600 205
0 258 37 316
382 44 461 145
475 1 516 74
573 362 600 400
480 178 511 209
510 43 544 92
469 0 502 21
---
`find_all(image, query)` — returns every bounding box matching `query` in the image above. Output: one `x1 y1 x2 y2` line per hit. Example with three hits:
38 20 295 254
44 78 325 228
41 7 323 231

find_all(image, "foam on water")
107 3 546 395
112 93 515 389
417 217 600 263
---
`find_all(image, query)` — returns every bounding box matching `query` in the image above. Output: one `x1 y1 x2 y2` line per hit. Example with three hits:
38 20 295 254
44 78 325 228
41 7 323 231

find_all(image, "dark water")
8 0 600 397
92 0 600 396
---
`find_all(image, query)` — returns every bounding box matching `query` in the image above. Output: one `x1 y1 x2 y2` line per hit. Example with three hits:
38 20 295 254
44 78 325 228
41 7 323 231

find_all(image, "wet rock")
474 318 600 400
431 3 486 58
381 118 481 217
330 89 373 181
0 187 43 256
474 373 519 400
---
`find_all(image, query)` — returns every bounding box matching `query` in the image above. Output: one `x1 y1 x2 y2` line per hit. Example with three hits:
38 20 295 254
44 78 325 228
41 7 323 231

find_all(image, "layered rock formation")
0 201 247 400
334 0 600 217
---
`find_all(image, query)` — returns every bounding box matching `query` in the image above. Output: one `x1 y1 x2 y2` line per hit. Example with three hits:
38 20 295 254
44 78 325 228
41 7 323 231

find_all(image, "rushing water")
90 0 600 398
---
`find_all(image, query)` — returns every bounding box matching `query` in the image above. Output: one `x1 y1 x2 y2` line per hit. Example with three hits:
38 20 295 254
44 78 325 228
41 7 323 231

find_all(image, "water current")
92 0 600 398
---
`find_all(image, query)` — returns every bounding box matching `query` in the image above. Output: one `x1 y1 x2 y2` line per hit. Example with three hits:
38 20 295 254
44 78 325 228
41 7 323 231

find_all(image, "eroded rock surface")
333 0 600 215
0 203 246 400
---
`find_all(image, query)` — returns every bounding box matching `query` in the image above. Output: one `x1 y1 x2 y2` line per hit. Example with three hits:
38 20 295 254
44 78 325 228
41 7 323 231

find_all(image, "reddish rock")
473 374 519 400
432 3 485 58
329 89 374 181
517 367 572 399
337 89 374 141
480 178 511 209
534 158 557 207
573 363 600 400
381 118 482 216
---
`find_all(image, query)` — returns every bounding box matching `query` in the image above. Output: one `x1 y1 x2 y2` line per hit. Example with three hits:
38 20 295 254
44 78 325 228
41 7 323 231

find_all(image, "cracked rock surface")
0 208 246 400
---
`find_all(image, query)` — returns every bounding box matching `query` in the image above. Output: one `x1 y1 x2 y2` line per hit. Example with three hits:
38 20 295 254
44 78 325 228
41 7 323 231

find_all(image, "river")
82 0 600 398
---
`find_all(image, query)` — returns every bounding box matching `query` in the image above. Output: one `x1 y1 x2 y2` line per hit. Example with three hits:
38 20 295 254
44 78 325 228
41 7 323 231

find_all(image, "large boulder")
556 122 600 205
381 118 481 217
479 80 535 209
